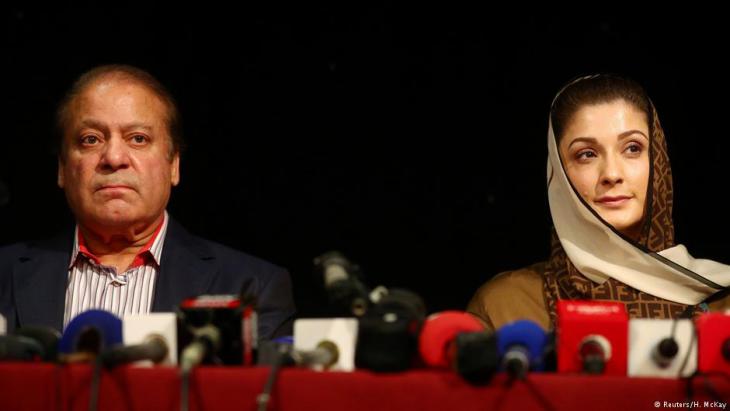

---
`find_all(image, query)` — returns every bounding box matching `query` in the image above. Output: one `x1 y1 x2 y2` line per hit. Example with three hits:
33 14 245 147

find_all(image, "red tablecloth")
1 363 728 411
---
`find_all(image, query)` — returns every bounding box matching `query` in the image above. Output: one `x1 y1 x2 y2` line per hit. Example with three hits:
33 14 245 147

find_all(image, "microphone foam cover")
419 311 484 367
496 320 548 371
59 310 123 354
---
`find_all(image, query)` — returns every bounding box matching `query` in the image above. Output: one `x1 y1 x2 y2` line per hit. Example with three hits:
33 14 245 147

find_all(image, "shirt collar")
69 211 169 270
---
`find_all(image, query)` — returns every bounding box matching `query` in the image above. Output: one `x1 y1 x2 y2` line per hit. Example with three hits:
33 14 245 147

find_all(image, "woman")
468 75 730 331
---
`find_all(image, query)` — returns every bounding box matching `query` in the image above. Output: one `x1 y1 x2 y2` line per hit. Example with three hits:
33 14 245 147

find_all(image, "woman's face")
559 99 650 240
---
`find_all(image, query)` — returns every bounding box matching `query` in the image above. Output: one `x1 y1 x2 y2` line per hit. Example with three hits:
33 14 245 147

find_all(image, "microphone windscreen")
0 335 43 361
419 311 484 368
15 326 61 362
496 320 548 372
355 290 426 372
59 310 122 355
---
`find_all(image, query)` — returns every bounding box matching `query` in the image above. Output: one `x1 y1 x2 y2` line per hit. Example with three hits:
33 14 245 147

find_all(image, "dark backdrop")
2 5 728 317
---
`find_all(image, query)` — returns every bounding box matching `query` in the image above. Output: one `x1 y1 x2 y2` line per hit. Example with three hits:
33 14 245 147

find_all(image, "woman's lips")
595 195 632 208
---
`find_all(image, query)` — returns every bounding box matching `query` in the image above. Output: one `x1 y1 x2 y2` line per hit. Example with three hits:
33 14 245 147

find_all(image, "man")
0 65 295 339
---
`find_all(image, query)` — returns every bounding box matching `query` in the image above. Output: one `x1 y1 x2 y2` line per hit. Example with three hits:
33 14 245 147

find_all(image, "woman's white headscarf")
547 75 730 306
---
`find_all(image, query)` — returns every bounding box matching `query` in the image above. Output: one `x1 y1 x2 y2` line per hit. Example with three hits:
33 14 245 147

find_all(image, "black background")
1 5 729 317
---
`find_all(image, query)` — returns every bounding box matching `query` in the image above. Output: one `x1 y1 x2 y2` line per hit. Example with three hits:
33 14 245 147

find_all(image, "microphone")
314 251 370 317
180 324 221 374
13 326 62 362
696 312 730 375
291 340 340 369
178 294 257 367
58 310 123 363
556 300 628 375
578 334 611 374
256 336 340 411
293 318 358 371
652 338 679 368
628 318 696 377
0 335 44 361
355 288 426 372
122 313 178 365
496 320 549 379
100 334 168 368
418 311 497 385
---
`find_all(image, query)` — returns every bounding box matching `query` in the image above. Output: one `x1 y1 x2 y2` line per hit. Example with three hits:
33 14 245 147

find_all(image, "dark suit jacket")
0 217 296 340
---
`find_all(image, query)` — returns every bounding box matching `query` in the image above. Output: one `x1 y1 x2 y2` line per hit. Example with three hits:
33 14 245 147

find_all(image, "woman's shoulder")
467 262 551 331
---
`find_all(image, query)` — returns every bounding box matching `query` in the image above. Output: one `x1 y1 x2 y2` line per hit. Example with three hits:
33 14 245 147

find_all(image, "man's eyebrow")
78 118 108 131
77 120 154 132
122 122 154 132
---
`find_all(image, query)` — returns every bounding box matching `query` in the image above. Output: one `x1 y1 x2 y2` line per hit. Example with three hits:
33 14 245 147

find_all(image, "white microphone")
628 319 696 378
122 313 178 366
294 318 358 371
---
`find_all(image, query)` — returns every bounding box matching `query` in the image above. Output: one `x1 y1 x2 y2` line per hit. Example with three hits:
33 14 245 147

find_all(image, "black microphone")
14 326 62 362
0 335 44 361
1 326 61 363
178 294 257 367
355 289 426 372
314 251 370 317
100 334 169 368
649 309 693 369
579 335 611 374
652 337 680 368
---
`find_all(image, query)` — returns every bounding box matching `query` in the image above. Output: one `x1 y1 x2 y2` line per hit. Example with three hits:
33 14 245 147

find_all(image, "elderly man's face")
58 78 180 232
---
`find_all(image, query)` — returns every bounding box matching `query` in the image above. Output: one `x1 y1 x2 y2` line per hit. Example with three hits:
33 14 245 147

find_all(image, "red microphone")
557 300 628 375
419 311 497 384
697 312 730 374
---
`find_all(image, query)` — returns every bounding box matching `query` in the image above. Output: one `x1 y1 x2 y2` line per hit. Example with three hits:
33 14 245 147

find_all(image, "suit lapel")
13 234 72 331
153 218 217 312
11 218 214 329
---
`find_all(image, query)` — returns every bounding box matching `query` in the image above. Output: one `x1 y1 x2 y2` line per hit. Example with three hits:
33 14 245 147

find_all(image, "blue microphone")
59 310 122 362
496 320 549 379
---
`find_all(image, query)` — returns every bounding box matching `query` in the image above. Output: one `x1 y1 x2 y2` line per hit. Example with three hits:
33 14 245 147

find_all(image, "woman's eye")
576 150 596 160
626 143 642 154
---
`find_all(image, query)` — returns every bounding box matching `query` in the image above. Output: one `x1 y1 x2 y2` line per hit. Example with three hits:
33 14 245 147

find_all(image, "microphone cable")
675 306 698 379
257 342 292 411
88 356 103 411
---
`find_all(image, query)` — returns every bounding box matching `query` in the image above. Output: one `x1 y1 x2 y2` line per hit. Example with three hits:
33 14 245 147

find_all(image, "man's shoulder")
191 235 286 275
0 230 73 262
0 242 28 271
164 219 288 281
0 242 28 257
